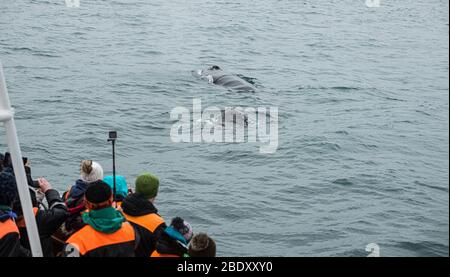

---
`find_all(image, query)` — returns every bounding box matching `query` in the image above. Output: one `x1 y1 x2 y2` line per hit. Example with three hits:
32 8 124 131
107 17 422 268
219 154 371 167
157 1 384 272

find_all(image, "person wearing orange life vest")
52 160 104 255
121 173 166 257
64 180 136 257
0 172 30 257
13 178 68 257
151 217 193 258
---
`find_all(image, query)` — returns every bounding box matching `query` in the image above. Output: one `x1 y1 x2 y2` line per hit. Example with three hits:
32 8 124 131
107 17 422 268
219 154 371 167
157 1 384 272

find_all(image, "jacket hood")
121 193 158 217
68 179 90 200
82 206 125 234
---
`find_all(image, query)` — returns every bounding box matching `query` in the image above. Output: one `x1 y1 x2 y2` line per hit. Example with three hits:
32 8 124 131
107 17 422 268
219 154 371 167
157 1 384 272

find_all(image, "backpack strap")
131 224 141 251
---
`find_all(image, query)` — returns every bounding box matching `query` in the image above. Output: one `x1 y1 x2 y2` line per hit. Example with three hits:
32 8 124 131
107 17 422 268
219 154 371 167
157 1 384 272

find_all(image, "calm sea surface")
0 0 448 256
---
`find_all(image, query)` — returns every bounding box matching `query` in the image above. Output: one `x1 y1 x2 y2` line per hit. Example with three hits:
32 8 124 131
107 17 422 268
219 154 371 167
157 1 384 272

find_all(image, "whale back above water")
193 66 257 92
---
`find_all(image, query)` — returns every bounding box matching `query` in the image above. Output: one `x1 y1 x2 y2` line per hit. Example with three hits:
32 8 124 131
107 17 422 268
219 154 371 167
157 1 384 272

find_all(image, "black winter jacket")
121 193 166 257
16 189 68 257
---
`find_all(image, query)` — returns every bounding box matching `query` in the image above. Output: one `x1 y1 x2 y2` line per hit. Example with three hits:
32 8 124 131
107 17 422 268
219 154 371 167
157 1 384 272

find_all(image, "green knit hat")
135 173 159 199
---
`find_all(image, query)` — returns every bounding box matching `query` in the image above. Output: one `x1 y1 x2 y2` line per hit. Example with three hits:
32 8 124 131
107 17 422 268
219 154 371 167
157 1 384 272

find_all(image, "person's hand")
37 178 52 193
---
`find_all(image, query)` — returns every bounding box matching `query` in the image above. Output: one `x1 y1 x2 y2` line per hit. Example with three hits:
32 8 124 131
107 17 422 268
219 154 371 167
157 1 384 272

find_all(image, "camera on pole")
108 131 117 202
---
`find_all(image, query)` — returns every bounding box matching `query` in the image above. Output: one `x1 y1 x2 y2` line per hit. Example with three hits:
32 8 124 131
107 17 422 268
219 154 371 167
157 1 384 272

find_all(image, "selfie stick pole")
108 134 116 202
0 62 43 257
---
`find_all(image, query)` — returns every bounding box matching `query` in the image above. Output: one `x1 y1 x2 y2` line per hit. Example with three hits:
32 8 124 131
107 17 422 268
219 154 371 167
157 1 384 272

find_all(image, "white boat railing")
0 61 43 257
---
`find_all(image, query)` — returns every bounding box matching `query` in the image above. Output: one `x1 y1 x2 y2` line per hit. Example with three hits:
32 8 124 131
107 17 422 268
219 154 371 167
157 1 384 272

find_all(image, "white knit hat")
80 160 104 183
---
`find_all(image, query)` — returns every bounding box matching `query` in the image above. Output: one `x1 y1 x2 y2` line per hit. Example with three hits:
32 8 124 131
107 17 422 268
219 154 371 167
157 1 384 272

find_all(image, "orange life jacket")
150 250 179 258
16 207 39 228
0 218 19 239
66 222 135 256
123 213 164 234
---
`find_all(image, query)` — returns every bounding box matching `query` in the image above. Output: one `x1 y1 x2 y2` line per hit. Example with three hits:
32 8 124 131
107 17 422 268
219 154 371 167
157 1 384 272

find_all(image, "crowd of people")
0 155 216 257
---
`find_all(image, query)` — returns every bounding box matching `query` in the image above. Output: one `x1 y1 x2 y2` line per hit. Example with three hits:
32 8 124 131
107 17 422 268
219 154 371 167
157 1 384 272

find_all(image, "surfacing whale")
193 66 256 92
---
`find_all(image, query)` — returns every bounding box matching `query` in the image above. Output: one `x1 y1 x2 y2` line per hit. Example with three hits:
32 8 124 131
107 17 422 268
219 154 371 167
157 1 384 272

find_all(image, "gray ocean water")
0 0 448 256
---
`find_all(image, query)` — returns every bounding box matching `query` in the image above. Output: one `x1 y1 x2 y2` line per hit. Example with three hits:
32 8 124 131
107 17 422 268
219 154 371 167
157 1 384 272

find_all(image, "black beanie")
0 172 18 206
188 233 217 257
85 180 112 204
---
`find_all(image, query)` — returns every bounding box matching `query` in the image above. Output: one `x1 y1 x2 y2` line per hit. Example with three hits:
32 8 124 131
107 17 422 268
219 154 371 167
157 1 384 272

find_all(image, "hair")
81 160 93 175
86 199 112 211
188 233 217 257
